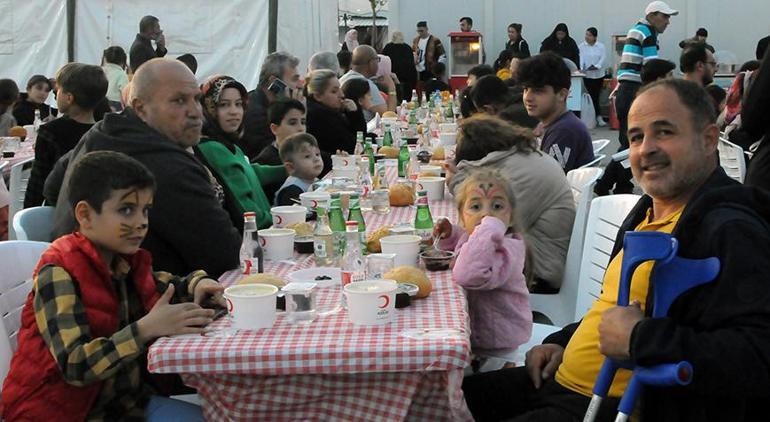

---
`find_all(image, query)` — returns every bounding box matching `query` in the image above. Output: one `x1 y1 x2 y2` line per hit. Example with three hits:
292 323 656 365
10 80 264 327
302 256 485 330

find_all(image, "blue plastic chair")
12 206 56 242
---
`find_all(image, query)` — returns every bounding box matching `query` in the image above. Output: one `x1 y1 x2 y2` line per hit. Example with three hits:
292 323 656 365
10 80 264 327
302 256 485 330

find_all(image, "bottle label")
314 240 327 258
241 259 254 275
415 228 432 243
416 196 428 206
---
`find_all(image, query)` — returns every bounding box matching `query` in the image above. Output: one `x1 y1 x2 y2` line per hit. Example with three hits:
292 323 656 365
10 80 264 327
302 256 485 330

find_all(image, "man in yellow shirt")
462 78 770 421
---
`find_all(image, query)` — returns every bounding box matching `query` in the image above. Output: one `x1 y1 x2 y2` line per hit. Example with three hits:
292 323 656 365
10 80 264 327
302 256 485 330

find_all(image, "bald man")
340 45 397 119
45 58 240 277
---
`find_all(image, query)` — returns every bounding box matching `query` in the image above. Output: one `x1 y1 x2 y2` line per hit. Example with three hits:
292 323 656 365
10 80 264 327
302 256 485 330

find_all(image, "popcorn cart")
447 31 483 92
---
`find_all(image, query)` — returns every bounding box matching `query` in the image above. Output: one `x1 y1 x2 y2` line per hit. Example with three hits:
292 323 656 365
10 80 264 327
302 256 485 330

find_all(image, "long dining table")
146 185 475 421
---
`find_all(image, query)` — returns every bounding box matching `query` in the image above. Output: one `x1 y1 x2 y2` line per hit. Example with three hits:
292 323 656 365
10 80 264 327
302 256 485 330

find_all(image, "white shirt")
578 41 606 79
416 37 429 72
102 63 129 102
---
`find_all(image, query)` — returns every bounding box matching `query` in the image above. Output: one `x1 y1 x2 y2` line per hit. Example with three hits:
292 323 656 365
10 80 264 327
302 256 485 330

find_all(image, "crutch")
583 231 720 422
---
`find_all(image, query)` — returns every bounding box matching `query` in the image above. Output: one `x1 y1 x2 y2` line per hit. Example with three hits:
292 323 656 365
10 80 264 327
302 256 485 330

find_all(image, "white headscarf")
344 29 359 50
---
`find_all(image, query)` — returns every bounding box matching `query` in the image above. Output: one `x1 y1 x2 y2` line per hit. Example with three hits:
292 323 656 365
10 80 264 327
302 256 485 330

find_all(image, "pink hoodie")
440 216 533 350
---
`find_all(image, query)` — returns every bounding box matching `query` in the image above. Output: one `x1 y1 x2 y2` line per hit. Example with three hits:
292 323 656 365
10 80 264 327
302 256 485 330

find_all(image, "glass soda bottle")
398 142 410 178
359 158 374 212
313 207 335 266
354 131 365 155
382 122 393 147
363 140 375 175
347 194 367 255
341 221 366 306
239 212 264 274
33 109 42 132
328 199 347 261
414 191 434 249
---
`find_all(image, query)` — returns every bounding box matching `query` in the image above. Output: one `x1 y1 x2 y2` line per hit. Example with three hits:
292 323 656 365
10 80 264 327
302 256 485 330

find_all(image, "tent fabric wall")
390 0 768 71
0 0 68 90
276 0 339 75
74 0 269 89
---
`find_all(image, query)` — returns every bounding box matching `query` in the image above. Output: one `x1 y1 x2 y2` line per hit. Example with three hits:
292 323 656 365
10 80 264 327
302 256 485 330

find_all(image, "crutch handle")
617 362 693 416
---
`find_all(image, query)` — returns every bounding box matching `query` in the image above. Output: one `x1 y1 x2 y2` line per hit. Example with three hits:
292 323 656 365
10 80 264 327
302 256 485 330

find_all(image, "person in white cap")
594 0 678 197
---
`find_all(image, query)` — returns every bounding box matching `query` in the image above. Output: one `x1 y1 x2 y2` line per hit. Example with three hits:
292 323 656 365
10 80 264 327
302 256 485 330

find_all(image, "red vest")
1 233 160 421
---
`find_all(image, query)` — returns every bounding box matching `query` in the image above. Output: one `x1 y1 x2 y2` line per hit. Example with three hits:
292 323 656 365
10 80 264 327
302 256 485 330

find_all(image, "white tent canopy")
0 0 339 91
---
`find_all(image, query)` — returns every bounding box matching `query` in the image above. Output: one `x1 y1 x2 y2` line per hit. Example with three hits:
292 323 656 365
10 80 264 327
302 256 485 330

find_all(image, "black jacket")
540 25 580 68
45 109 240 278
743 46 770 191
240 88 273 161
306 97 358 154
505 38 531 58
545 168 770 421
12 93 54 126
129 33 167 73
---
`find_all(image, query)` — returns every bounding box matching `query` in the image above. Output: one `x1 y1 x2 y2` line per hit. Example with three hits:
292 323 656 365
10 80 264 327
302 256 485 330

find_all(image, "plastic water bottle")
239 212 264 274
33 109 42 132
313 207 335 267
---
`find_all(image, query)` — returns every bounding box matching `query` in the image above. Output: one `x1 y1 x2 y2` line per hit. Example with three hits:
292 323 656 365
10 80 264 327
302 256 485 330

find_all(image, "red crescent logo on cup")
378 295 390 308
274 215 283 226
259 237 267 247
226 298 234 313
417 183 424 191
343 159 349 166
311 200 318 208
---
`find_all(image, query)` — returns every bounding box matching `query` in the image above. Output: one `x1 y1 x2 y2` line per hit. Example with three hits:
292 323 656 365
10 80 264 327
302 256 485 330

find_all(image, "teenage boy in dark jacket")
45 59 240 278
462 79 770 422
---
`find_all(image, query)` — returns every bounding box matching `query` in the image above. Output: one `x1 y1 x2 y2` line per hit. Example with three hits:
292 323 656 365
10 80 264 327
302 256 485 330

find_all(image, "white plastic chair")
529 167 604 327
8 157 34 240
717 137 746 183
487 195 640 366
592 139 611 154
13 206 56 242
0 240 49 385
573 194 641 319
578 154 605 169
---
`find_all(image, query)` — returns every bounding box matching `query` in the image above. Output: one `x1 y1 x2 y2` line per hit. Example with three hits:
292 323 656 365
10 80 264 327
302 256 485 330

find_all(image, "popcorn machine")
447 32 483 92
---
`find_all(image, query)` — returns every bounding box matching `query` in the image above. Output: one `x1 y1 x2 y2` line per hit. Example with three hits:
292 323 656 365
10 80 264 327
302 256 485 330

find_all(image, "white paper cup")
258 228 296 261
439 132 457 146
334 167 359 180
299 191 331 210
344 279 398 326
439 123 457 133
271 206 307 228
417 177 446 201
379 235 421 267
224 284 278 330
420 165 442 177
332 154 360 168
22 124 35 140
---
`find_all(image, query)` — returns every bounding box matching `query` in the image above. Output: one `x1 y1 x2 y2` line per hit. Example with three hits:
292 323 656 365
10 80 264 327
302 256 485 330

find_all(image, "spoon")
431 234 442 251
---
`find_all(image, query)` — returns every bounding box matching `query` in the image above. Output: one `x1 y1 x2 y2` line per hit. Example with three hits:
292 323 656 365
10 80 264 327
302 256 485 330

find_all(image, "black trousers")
595 81 639 195
584 77 604 118
462 366 620 422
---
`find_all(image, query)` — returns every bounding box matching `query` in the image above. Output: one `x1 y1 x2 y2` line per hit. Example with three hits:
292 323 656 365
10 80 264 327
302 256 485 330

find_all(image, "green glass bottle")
347 194 367 255
363 140 375 175
414 191 434 248
408 110 418 136
328 199 347 259
398 143 410 177
382 122 393 147
444 100 454 122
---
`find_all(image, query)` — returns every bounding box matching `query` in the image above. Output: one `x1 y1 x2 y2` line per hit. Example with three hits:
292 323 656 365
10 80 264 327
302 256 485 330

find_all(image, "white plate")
287 267 342 288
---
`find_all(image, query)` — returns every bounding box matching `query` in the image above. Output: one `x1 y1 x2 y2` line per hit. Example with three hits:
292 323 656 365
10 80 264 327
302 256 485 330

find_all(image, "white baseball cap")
645 1 679 16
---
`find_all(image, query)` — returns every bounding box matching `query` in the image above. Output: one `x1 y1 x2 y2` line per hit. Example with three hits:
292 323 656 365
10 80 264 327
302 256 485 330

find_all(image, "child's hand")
433 218 452 240
194 278 225 308
137 284 214 343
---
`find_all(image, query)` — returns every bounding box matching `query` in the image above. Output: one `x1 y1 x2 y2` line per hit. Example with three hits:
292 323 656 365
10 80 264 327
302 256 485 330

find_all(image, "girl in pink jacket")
435 169 532 351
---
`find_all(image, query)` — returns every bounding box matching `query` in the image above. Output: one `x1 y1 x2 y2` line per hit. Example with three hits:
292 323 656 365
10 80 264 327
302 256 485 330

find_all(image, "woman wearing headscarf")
539 23 580 68
383 31 417 101
342 29 359 51
194 75 286 230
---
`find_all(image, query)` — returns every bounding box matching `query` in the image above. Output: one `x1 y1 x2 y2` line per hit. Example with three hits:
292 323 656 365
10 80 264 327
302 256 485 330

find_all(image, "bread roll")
366 225 392 253
383 266 432 298
238 273 286 288
378 145 399 159
389 183 415 207
8 126 27 139
432 146 445 160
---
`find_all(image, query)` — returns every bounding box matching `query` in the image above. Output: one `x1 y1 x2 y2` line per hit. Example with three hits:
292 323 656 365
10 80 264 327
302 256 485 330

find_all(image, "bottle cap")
243 212 257 217
346 221 358 228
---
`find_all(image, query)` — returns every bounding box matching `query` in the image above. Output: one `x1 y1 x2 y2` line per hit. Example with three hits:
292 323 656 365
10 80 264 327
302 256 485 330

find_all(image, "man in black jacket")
240 52 301 160
45 58 240 278
129 15 167 73
462 79 770 421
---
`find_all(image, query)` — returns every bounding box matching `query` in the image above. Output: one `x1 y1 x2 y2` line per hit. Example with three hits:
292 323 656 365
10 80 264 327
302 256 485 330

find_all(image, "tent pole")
67 0 76 62
268 0 278 53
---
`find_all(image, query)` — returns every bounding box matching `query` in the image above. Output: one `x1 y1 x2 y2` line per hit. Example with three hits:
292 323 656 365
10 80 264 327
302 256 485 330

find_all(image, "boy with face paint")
433 168 532 354
3 151 222 421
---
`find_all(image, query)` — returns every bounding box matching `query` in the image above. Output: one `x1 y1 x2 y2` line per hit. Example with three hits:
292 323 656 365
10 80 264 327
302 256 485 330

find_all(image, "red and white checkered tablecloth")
147 194 473 421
